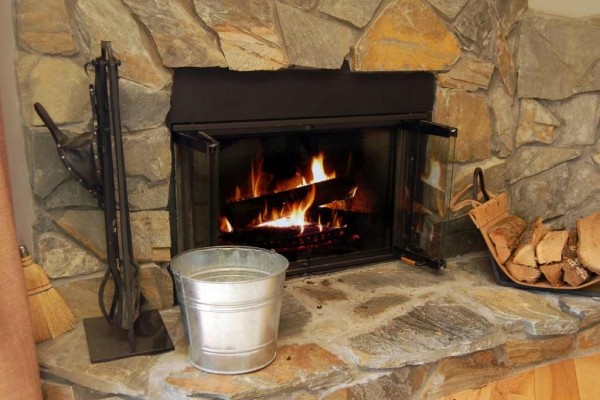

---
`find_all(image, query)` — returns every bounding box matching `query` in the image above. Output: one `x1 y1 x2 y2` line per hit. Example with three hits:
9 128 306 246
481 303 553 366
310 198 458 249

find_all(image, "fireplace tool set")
34 41 173 362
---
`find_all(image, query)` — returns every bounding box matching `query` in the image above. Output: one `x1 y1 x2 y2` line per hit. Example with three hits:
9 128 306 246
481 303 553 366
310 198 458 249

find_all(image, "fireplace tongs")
34 41 172 362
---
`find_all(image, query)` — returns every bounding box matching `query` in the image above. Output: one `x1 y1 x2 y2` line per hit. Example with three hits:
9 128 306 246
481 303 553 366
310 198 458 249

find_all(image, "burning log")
576 211 600 274
536 230 569 264
223 177 356 228
488 215 526 263
511 218 546 268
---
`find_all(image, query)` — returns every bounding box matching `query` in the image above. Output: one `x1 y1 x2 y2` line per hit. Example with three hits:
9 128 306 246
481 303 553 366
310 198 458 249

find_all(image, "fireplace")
169 66 456 276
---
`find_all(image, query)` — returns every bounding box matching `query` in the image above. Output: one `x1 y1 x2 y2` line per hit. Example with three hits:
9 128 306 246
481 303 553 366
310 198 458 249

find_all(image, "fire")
220 216 233 233
223 152 345 234
231 153 336 201
310 153 335 183
256 185 316 234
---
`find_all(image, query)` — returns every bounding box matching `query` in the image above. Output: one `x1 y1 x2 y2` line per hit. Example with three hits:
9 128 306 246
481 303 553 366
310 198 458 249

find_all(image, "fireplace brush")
19 245 75 343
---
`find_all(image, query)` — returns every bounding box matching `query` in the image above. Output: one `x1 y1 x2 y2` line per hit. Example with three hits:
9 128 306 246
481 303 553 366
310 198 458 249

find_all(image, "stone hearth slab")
346 297 503 369
163 344 349 399
38 253 599 399
458 286 581 336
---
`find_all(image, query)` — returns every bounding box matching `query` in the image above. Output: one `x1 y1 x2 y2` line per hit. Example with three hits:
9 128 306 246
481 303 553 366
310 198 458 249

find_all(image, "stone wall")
13 0 600 278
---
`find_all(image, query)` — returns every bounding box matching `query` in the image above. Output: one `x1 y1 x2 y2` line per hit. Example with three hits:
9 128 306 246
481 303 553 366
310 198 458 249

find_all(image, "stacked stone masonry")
14 0 600 277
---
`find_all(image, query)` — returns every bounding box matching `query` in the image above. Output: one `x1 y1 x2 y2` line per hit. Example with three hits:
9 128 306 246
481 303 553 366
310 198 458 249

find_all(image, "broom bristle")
22 254 75 343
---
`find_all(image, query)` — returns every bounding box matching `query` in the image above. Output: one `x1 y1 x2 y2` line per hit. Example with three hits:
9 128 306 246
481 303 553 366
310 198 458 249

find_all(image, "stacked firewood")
487 211 600 287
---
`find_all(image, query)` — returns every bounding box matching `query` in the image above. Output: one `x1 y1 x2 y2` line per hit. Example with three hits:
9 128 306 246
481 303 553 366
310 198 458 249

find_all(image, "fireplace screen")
172 119 455 276
168 67 455 276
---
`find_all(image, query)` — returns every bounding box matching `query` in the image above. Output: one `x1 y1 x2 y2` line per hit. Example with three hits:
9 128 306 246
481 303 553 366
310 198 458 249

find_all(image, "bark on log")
576 211 600 274
540 263 564 286
536 230 569 264
488 215 526 263
506 261 542 283
512 218 546 268
562 258 591 287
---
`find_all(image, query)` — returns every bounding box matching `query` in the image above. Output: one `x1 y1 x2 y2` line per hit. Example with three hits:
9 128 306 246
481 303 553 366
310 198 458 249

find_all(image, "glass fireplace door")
172 119 455 275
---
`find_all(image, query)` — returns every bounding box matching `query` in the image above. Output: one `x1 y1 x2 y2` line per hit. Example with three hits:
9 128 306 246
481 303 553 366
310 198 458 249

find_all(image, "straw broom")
19 245 75 343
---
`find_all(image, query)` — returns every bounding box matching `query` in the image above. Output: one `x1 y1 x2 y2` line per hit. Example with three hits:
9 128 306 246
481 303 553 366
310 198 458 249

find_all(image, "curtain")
0 97 42 398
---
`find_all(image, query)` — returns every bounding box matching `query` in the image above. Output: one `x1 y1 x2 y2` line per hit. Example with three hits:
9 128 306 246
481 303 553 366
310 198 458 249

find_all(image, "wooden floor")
439 352 600 400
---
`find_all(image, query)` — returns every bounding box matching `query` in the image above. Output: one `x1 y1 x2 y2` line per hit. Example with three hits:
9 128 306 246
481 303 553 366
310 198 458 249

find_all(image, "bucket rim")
171 245 289 284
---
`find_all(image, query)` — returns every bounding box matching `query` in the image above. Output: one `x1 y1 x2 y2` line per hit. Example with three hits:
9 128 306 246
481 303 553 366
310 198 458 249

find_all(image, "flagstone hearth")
39 253 600 400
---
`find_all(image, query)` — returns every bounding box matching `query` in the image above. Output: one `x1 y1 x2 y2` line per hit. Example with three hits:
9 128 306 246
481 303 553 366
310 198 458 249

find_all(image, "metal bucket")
170 246 289 374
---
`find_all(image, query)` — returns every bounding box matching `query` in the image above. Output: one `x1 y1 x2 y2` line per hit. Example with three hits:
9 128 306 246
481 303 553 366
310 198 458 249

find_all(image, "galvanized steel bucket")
170 246 289 374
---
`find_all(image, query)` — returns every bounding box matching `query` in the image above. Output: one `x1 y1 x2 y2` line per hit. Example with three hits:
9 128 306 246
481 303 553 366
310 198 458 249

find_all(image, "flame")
231 153 336 201
220 216 233 233
256 186 316 234
310 153 336 183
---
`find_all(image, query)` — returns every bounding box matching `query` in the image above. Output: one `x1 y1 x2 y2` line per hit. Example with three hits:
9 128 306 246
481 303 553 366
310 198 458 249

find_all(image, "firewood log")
511 218 546 268
562 258 591 287
540 263 564 286
488 215 526 263
506 261 542 283
576 211 600 274
536 230 568 264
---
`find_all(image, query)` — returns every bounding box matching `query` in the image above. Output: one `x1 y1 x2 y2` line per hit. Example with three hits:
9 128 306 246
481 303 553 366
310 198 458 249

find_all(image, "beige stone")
325 364 429 400
165 344 349 398
43 382 75 400
123 0 226 68
127 177 169 211
437 55 494 91
515 99 561 147
352 0 461 71
276 2 355 69
130 211 171 261
517 11 600 100
577 324 600 350
320 0 382 29
507 147 583 184
460 286 580 336
427 0 468 20
424 350 510 399
123 127 171 182
18 55 89 126
504 335 575 366
74 0 171 89
452 0 495 59
140 263 173 311
193 0 289 71
53 209 170 261
488 75 518 157
17 0 77 55
496 32 517 96
494 0 527 36
38 232 104 279
433 89 492 162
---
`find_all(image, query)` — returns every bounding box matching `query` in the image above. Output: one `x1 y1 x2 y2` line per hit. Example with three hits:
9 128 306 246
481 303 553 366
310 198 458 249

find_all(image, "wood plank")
574 352 600 400
534 359 580 400
490 369 535 400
